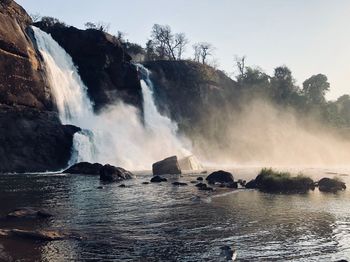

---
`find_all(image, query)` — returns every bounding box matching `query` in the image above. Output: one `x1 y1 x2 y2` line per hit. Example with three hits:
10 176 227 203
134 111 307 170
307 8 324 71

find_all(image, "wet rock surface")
99 164 134 182
206 170 234 184
150 175 168 183
318 178 346 193
152 156 181 176
64 162 103 175
7 208 52 219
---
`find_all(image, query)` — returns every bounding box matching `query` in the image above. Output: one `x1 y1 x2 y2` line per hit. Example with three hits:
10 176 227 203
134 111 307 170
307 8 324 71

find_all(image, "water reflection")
0 169 349 261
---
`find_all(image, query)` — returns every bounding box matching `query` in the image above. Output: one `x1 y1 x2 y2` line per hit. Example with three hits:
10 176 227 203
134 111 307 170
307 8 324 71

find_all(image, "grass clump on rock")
253 168 315 193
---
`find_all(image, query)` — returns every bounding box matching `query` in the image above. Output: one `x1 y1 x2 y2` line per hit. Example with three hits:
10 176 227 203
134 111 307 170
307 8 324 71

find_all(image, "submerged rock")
318 178 346 193
150 175 167 183
226 182 238 189
7 208 52 219
152 156 181 176
64 162 103 175
99 164 133 182
206 170 234 185
195 183 213 191
0 229 79 241
172 182 188 186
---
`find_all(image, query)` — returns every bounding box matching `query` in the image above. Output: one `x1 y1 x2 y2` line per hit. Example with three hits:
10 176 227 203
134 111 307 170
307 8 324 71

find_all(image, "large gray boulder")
99 164 134 182
152 156 181 176
318 178 346 192
206 170 234 184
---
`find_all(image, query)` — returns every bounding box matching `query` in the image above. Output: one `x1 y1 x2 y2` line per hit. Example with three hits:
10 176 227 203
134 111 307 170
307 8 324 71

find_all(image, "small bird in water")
220 245 237 261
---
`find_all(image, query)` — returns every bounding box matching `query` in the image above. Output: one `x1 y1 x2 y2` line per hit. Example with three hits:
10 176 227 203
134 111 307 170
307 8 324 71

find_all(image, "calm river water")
0 168 349 261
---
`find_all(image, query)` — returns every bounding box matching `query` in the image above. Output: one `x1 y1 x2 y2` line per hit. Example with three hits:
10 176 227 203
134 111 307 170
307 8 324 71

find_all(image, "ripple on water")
0 169 350 261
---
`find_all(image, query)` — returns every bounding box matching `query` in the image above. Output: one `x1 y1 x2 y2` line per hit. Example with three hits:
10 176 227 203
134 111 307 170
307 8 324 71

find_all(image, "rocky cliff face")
34 22 142 112
0 105 80 172
0 0 78 172
0 0 52 109
143 60 238 132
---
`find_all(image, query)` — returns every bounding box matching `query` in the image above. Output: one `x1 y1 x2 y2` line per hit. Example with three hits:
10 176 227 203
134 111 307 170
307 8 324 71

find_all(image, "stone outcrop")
206 170 234 184
0 105 79 172
99 164 134 182
318 178 346 193
0 0 52 109
64 162 103 175
152 156 181 176
143 60 238 132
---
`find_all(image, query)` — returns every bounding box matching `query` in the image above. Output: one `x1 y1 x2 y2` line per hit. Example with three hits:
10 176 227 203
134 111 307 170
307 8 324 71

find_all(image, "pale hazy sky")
18 0 350 100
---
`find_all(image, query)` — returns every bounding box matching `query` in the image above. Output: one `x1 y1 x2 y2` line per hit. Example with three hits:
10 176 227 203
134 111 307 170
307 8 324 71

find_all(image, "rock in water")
178 155 203 171
152 156 181 176
64 162 103 175
0 229 79 241
245 179 257 189
206 170 234 184
318 178 346 192
99 164 133 182
150 175 167 183
7 208 52 219
172 182 188 186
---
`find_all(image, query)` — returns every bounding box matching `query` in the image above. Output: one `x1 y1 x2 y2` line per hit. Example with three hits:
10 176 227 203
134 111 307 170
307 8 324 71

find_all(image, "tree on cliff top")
84 21 110 33
149 24 188 60
193 42 214 65
302 74 330 104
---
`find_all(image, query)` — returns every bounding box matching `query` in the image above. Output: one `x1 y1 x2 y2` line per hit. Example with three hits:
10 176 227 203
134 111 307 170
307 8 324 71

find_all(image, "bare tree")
151 24 188 60
30 13 41 22
116 31 126 43
84 22 97 29
84 21 110 33
193 42 214 64
175 33 188 60
193 44 201 63
234 55 246 79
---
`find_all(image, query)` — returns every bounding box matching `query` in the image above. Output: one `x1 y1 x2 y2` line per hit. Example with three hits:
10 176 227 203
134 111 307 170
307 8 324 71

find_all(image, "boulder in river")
0 229 80 241
99 164 134 182
7 207 52 219
150 175 167 183
64 162 103 175
152 156 181 176
245 180 257 189
206 170 234 184
195 183 213 191
178 155 203 171
318 178 346 193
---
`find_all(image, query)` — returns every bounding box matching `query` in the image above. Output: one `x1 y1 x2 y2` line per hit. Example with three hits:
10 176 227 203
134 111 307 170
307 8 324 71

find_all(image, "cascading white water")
137 64 191 157
33 27 191 170
32 27 93 126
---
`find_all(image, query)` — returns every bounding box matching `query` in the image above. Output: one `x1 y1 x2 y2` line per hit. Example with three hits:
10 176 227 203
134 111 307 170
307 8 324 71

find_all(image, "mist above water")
195 99 350 168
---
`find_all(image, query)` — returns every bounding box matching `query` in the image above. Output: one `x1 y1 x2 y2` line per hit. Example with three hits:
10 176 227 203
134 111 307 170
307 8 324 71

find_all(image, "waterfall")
33 27 191 170
137 64 190 156
32 27 93 126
